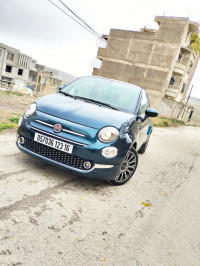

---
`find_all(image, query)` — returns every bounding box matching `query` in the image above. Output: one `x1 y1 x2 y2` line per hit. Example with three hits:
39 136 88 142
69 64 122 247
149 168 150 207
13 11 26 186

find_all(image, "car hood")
36 93 135 129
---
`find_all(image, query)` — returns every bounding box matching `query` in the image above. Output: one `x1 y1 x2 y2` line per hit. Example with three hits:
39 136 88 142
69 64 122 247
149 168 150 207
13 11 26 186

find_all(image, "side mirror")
145 108 159 117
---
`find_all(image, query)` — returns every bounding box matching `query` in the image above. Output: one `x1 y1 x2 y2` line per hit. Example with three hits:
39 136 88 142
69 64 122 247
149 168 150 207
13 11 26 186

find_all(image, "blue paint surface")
147 126 152 135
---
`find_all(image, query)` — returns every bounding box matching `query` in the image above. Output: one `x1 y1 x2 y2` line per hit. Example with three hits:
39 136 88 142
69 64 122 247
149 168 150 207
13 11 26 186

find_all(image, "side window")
139 91 149 116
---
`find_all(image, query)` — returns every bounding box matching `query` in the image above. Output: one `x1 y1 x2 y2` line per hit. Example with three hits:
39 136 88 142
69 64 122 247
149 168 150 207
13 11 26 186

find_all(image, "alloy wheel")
114 147 138 184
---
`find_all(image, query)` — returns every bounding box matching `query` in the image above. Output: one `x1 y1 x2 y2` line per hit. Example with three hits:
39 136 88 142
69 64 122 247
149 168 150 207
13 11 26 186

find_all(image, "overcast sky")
0 0 200 97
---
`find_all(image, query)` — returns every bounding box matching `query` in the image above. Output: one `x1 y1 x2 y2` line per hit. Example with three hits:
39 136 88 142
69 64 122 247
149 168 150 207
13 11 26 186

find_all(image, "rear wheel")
110 147 138 185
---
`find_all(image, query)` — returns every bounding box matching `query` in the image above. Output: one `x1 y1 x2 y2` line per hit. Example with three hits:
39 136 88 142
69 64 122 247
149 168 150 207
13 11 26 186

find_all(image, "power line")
57 0 134 64
48 0 97 37
48 0 135 65
57 0 101 38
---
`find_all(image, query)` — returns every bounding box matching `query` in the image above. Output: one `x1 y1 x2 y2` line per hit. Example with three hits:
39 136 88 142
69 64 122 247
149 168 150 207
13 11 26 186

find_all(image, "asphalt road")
0 126 200 266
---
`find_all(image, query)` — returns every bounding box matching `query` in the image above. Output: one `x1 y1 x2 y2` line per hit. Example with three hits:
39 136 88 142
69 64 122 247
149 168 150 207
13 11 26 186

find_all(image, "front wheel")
110 147 138 186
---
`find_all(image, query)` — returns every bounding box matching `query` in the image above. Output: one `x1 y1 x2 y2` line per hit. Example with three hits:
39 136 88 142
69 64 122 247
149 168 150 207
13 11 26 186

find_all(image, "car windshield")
61 76 141 113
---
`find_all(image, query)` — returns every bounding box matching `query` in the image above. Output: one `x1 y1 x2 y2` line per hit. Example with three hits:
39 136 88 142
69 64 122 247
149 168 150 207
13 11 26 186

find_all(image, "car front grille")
21 137 94 171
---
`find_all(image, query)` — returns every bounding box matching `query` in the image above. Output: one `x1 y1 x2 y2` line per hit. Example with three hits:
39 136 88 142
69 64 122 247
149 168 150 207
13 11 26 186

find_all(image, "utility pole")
181 85 194 120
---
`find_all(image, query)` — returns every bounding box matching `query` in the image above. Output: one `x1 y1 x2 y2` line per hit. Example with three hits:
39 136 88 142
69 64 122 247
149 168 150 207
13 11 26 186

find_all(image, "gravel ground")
0 126 200 266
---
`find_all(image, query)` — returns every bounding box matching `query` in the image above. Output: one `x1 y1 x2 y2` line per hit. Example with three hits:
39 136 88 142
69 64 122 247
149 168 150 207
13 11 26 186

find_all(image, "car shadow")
19 152 111 191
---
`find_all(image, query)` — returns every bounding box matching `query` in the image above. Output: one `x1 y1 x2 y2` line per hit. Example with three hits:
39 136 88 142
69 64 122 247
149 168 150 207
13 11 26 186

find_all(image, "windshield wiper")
59 91 74 98
74 96 119 110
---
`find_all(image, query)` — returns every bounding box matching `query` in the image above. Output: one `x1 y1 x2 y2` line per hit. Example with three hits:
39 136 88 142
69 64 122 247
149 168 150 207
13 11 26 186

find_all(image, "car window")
62 77 141 114
139 91 149 116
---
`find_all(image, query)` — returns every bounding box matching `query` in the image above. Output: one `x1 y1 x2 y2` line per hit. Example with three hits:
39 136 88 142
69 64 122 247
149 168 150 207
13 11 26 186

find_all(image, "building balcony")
173 61 187 76
189 21 199 32
30 67 37 72
181 46 192 54
165 85 179 98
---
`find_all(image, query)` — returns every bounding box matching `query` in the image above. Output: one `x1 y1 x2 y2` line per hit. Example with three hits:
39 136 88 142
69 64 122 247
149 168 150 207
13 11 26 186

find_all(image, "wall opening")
5 65 12 73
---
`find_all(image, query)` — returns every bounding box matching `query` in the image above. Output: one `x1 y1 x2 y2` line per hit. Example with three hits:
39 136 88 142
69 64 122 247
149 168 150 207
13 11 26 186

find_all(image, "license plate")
34 133 73 154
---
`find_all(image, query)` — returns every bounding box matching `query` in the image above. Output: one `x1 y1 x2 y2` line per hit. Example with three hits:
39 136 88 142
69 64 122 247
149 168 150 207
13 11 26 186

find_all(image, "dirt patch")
0 92 38 122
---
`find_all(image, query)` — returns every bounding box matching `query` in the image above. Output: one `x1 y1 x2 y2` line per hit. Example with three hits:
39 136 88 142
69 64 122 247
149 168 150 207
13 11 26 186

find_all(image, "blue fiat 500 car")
17 76 158 185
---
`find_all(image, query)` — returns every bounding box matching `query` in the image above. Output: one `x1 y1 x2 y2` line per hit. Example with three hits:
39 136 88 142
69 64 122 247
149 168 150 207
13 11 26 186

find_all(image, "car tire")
110 146 138 186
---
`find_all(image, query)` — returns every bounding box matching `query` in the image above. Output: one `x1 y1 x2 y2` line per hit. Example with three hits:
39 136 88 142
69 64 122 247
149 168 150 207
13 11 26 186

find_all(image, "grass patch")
12 113 21 117
152 116 186 127
0 91 23 96
9 117 19 124
0 122 17 131
0 115 21 132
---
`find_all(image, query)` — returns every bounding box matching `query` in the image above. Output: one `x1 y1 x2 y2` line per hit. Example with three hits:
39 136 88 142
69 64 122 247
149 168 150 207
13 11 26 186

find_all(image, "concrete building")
27 63 63 96
93 16 199 120
0 43 32 92
0 42 75 95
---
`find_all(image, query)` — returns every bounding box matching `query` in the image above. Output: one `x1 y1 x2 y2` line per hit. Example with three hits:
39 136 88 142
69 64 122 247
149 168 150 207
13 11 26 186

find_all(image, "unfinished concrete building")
0 42 64 95
27 64 62 96
0 43 32 92
92 16 199 120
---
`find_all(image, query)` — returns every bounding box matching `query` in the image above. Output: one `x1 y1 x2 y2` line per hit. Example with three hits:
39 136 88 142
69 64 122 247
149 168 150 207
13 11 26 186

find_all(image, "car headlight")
18 116 23 127
25 103 36 118
98 126 119 143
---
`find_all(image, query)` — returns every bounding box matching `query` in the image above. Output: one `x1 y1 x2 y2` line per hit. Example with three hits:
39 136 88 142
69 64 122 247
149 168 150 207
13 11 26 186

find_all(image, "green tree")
190 32 200 54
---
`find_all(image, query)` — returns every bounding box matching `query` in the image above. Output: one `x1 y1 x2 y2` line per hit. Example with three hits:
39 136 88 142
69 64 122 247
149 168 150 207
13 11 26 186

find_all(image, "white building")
0 43 33 92
0 42 74 95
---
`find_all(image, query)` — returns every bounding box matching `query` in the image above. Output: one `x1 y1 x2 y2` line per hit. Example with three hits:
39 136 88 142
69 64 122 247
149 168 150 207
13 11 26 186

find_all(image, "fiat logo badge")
54 123 62 133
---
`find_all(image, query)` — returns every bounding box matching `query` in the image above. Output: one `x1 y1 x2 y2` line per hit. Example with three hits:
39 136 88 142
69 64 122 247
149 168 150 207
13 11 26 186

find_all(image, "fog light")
19 136 25 144
83 161 91 169
102 147 118 158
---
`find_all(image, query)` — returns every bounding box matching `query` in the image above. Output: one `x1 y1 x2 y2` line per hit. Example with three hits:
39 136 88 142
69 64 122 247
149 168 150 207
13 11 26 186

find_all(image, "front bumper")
17 135 123 180
16 114 131 180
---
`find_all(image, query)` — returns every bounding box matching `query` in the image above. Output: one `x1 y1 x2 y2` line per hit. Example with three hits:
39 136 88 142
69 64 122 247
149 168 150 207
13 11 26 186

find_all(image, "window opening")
7 52 14 61
169 77 175 85
18 69 23 75
5 65 12 73
181 83 186 93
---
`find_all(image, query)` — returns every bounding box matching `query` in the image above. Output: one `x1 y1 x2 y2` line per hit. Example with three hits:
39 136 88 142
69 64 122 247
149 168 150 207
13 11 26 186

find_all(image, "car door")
136 90 150 149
